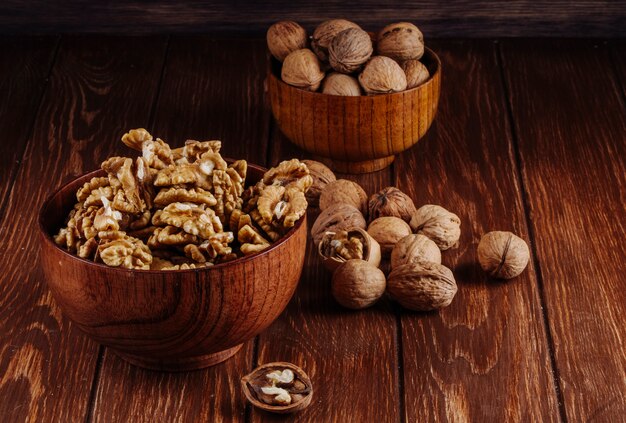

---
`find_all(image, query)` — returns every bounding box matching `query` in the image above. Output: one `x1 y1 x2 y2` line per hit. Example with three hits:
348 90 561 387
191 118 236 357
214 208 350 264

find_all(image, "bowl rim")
268 46 441 97
38 163 306 274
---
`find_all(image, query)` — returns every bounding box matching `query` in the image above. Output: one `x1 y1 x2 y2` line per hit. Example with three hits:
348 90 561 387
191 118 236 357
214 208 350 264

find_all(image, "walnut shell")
318 227 381 272
302 160 336 207
477 231 530 279
312 19 361 62
410 205 461 250
267 21 308 62
322 72 362 96
329 28 373 74
281 49 325 91
402 59 430 89
377 22 424 62
367 216 412 256
311 203 366 246
391 234 441 269
358 56 407 95
332 259 386 309
387 261 457 311
319 179 368 216
367 186 416 223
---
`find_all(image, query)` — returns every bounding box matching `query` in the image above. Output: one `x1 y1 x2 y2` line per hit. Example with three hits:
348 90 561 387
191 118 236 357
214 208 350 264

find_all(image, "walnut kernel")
311 203 366 246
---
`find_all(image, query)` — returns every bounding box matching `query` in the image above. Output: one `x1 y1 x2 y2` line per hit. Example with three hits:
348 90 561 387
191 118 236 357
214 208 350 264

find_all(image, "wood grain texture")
394 40 561 422
501 39 626 423
0 37 57 217
1 1 625 37
90 36 272 423
0 35 167 423
610 41 626 101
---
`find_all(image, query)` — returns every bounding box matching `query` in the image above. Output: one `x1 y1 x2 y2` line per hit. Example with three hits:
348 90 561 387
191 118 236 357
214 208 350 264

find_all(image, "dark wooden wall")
1 0 625 36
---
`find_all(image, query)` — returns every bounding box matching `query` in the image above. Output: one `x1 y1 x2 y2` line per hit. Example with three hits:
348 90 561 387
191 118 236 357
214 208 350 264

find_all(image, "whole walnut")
410 205 461 250
387 261 457 311
329 28 373 74
358 56 407 95
368 187 416 223
477 231 530 279
322 72 362 96
377 22 424 62
367 216 412 256
391 234 441 269
311 203 366 246
402 59 430 89
332 259 386 309
267 21 308 62
319 179 368 216
312 19 361 62
302 160 336 207
281 49 325 91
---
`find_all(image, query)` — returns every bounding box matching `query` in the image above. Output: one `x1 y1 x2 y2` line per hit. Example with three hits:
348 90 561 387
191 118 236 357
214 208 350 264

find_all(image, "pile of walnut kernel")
306 160 530 311
267 19 431 95
54 129 311 270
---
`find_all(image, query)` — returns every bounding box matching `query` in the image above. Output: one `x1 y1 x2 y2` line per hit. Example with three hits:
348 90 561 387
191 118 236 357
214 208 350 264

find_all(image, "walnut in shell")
477 231 530 279
311 203 366 246
359 56 407 95
402 59 430 89
322 72 362 96
242 362 313 414
368 187 416 223
387 261 457 311
302 160 336 207
328 27 373 74
377 22 424 62
267 21 308 62
319 179 368 215
367 216 412 256
312 19 361 62
332 259 386 309
410 204 461 250
390 234 441 269
281 49 325 91
318 227 381 272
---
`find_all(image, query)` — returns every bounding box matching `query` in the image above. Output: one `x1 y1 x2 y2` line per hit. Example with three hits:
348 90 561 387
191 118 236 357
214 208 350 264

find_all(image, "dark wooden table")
0 36 624 423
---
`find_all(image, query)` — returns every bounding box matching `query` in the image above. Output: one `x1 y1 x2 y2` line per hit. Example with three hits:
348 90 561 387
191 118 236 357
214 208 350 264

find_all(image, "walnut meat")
312 19 361 62
322 72 361 96
358 56 407 95
477 231 530 279
281 49 325 91
367 216 412 256
302 160 336 207
368 187 416 223
318 227 381 272
332 259 386 309
410 205 461 250
377 22 424 62
328 28 373 74
402 59 430 89
311 203 366 246
319 179 368 215
267 21 308 62
390 234 441 269
98 233 153 270
387 261 457 311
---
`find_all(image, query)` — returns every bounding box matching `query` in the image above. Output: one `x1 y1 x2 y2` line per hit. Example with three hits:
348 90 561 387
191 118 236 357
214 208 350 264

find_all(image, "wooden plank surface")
501 39 626 422
90 37 270 423
611 41 626 100
0 35 167 423
393 40 561 422
1 1 625 37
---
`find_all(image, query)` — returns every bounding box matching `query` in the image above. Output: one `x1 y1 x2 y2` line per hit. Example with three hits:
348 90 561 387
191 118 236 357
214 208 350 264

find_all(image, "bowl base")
315 155 395 174
113 344 243 372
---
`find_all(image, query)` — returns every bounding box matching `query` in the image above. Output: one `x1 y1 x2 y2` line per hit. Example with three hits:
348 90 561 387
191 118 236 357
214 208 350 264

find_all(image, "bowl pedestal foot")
113 344 243 372
315 155 395 174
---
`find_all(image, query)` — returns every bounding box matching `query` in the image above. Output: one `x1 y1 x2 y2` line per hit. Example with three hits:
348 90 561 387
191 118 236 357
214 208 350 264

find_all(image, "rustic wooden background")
1 0 625 36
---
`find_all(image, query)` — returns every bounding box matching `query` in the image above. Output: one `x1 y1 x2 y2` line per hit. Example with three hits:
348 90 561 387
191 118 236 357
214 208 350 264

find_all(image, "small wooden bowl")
38 164 307 371
267 48 441 174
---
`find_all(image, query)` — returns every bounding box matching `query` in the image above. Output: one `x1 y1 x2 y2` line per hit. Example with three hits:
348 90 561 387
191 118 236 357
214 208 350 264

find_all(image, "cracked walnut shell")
477 231 530 279
267 21 308 62
367 216 412 256
311 19 360 62
377 22 424 62
328 27 373 74
368 187 416 223
390 234 441 269
311 203 366 246
281 49 325 91
410 205 461 250
387 261 457 311
359 56 407 95
319 179 367 216
318 227 381 272
332 259 386 309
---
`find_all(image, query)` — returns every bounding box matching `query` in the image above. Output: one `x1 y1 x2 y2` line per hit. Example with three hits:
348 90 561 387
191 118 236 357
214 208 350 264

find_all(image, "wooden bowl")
38 164 307 371
267 48 441 174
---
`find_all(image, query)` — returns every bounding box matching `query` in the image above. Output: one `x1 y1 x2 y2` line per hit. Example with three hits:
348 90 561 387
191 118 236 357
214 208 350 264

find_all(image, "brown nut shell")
367 216 412 256
358 56 407 95
311 203 366 246
329 27 373 74
319 179 368 215
312 19 361 62
267 21 308 62
318 227 381 272
332 259 386 309
281 49 325 91
477 231 530 279
387 261 457 311
302 160 336 207
410 204 461 250
322 72 362 96
368 186 416 222
241 361 313 414
402 59 430 89
377 22 424 62
391 234 441 269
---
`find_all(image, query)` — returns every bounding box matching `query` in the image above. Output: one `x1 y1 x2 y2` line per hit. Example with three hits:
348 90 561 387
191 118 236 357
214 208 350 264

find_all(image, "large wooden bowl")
268 48 441 174
38 164 307 371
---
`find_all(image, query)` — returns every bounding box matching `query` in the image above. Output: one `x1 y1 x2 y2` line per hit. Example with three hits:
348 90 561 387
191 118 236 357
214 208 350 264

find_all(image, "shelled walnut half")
318 227 381 272
242 362 313 414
